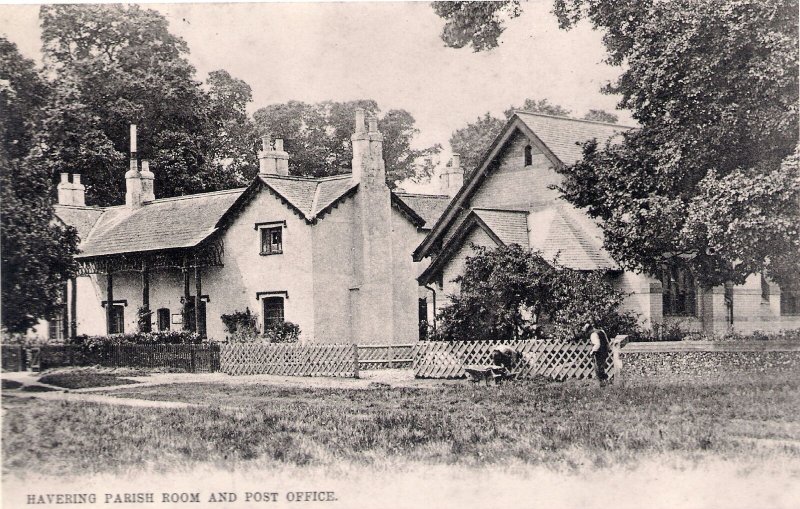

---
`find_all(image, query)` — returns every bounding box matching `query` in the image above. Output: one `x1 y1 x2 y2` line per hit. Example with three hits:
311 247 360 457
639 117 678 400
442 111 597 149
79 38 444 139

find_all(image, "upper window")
661 266 697 317
780 283 800 316
263 297 285 330
524 145 533 166
260 226 283 255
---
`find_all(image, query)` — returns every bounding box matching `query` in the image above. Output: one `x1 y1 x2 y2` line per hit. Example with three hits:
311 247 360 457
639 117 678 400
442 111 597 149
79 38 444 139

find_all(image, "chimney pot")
261 135 270 152
130 124 137 155
274 138 284 151
60 173 69 183
73 174 81 185
440 154 464 197
368 117 378 133
355 108 366 134
57 173 73 205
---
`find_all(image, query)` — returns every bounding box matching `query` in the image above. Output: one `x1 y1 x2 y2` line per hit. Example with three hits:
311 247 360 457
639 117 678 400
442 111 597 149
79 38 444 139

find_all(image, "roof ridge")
310 181 323 217
54 204 106 211
147 187 247 204
261 173 353 182
472 207 529 213
393 192 451 199
512 110 637 130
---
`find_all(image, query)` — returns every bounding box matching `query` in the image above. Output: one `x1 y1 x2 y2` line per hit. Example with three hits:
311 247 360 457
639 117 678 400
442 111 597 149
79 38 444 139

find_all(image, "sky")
0 1 632 191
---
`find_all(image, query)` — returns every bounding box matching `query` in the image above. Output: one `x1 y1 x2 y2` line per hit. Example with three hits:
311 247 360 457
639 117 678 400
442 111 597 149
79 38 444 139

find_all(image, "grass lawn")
3 374 800 478
37 372 140 389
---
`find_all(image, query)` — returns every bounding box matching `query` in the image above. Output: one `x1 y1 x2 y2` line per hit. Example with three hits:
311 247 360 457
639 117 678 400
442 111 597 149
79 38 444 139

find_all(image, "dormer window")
524 145 533 166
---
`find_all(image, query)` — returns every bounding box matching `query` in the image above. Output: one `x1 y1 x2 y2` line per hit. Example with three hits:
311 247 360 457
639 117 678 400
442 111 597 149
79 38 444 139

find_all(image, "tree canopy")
433 245 636 341
433 0 800 288
1 37 79 333
34 4 255 206
253 99 440 187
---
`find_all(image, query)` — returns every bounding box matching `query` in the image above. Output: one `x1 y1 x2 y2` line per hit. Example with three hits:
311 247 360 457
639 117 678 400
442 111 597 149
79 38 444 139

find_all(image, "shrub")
65 331 202 349
264 321 301 343
220 308 260 343
137 306 153 333
432 244 638 342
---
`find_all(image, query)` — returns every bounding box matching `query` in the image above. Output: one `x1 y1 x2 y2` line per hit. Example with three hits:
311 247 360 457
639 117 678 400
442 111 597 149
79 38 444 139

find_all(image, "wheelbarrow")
464 364 518 386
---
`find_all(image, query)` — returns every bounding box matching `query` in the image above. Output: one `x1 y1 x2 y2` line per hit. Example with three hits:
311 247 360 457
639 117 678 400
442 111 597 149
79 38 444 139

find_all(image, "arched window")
524 145 533 166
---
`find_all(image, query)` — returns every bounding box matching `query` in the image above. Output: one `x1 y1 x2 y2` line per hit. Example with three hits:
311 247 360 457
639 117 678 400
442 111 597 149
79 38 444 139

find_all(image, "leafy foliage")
1 38 79 333
264 321 301 344
253 99 441 187
220 308 260 343
583 109 618 123
433 245 638 342
66 330 203 348
431 1 522 52
552 0 800 288
432 0 799 289
34 5 256 206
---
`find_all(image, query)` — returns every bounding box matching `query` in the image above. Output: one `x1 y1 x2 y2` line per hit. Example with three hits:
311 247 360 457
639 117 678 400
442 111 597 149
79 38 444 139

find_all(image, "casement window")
262 297 285 330
110 305 125 334
157 308 170 331
48 310 65 341
780 283 800 316
661 266 697 317
524 145 533 166
260 226 283 255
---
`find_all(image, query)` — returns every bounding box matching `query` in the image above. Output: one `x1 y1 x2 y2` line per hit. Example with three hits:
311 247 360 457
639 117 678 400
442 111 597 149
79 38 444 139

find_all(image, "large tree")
450 98 571 174
1 38 79 333
433 0 800 288
253 100 440 187
35 5 251 205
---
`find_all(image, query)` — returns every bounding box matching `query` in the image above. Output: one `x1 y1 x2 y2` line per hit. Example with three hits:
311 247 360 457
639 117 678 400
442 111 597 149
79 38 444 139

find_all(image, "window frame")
259 225 284 256
262 297 285 331
48 310 65 341
110 305 125 335
157 308 171 332
661 266 697 317
524 145 533 167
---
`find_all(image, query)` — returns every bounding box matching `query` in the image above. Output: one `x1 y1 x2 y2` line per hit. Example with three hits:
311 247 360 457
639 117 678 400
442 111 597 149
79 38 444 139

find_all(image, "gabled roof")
392 193 452 229
76 188 247 258
64 172 443 259
527 205 619 271
418 208 529 284
259 174 358 221
53 205 104 246
414 112 633 262
514 112 632 166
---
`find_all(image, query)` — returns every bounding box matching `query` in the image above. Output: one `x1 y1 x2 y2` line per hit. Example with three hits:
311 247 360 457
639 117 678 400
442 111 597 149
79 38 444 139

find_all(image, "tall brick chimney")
125 124 143 208
440 153 464 197
57 173 86 206
258 136 290 176
140 160 155 203
349 108 395 343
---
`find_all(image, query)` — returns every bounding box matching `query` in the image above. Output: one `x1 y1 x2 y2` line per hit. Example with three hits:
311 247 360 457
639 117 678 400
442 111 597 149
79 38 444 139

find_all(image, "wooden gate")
414 339 622 381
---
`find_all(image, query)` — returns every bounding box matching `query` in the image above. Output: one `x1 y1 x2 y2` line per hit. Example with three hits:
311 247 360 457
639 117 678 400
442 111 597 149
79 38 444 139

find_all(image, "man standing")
584 323 610 384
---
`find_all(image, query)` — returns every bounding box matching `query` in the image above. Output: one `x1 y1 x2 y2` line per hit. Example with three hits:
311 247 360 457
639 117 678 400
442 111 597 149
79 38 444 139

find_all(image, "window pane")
263 297 284 329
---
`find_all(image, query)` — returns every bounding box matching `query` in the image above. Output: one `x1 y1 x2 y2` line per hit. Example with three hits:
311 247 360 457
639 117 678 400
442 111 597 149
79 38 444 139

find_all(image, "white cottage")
47 110 452 343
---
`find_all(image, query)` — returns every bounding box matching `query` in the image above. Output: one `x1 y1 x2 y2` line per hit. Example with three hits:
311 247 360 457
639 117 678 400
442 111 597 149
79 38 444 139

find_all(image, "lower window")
263 297 285 330
157 308 170 331
110 305 125 334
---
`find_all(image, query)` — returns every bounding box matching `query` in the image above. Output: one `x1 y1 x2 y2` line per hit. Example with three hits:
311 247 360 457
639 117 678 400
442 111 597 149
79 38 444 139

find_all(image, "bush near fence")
414 340 616 381
34 344 220 372
220 343 358 377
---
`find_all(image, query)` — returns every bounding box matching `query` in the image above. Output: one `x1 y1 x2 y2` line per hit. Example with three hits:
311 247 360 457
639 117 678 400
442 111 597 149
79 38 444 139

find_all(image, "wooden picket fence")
413 340 618 381
357 344 414 369
220 343 359 377
34 344 220 372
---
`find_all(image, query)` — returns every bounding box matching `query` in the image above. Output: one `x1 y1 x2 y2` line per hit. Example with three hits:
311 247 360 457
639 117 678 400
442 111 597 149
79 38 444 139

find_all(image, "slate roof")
527 205 619 271
472 209 529 247
515 112 633 166
53 206 104 246
76 188 246 258
62 172 441 259
393 193 452 229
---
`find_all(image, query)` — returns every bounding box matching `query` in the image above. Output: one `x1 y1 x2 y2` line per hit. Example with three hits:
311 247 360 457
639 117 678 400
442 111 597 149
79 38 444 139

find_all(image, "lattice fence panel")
414 340 616 381
357 344 414 369
220 343 358 377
